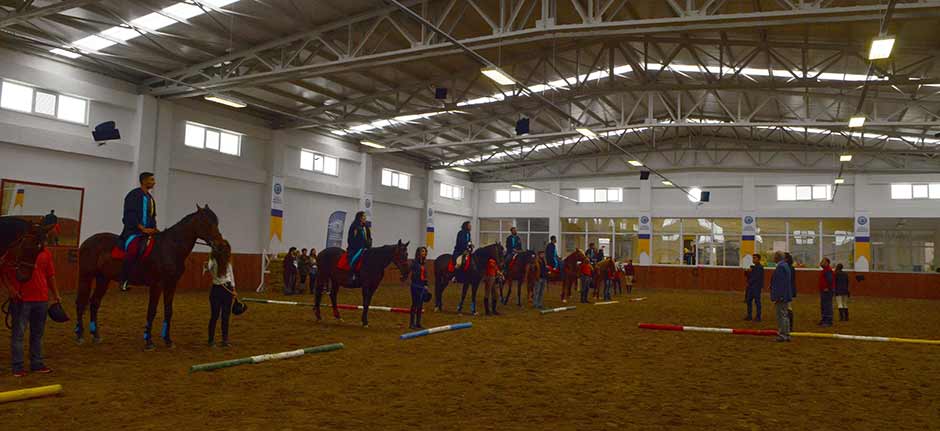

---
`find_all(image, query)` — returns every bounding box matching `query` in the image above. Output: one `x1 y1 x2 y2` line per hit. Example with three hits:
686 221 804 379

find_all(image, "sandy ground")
1 281 939 430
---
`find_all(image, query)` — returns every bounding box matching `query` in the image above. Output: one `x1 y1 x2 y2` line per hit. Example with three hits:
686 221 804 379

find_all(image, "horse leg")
499 280 508 305
471 280 480 315
143 286 161 351
516 280 523 307
74 274 92 344
313 277 323 321
361 286 373 328
89 275 109 343
330 280 341 320
161 284 177 348
457 281 468 314
433 277 445 312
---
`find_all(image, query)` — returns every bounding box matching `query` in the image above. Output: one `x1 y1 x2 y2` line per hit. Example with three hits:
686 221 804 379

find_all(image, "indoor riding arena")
1 1 939 430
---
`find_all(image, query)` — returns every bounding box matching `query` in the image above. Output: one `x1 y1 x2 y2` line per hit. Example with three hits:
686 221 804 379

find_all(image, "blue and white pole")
400 322 473 340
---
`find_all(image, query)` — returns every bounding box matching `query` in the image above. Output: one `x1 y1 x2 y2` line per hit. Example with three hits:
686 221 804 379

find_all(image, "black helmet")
47 302 70 323
422 290 432 303
232 300 248 315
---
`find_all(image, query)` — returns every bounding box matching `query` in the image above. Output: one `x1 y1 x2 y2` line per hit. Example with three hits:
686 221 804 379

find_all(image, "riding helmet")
47 302 70 323
232 299 248 315
422 289 432 303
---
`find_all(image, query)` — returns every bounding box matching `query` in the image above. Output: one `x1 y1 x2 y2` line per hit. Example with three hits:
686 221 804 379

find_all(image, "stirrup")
120 280 130 292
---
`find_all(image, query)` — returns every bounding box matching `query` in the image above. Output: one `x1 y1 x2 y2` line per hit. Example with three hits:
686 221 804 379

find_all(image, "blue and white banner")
269 176 284 242
361 193 373 228
326 210 346 249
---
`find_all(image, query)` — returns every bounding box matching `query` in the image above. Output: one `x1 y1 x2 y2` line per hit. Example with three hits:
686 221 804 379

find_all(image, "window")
495 189 535 203
0 80 88 124
300 150 338 176
440 183 463 200
777 185 831 201
381 168 411 190
184 122 241 156
891 183 940 200
578 187 622 203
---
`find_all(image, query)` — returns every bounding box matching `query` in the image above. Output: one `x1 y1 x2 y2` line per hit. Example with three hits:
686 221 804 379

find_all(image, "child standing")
308 247 318 294
623 259 635 294
204 240 235 347
579 259 593 304
484 257 501 315
409 247 429 329
834 263 850 321
604 259 616 301
533 251 548 309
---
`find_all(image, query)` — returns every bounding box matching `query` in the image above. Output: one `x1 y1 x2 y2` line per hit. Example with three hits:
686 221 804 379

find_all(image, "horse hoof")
144 342 156 351
75 336 84 345
165 341 175 349
93 335 102 344
362 324 369 328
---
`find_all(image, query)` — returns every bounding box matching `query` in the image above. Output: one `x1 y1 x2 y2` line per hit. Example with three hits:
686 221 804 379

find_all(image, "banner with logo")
269 176 284 242
13 188 24 208
425 207 435 249
638 214 651 265
854 213 871 272
741 214 756 267
326 211 346 249
361 193 373 228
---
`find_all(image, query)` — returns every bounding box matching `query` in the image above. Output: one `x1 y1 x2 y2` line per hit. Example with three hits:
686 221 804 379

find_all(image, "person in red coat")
3 246 62 376
817 257 835 327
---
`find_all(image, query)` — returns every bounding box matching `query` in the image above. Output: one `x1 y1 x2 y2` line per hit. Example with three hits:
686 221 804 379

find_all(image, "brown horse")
314 240 410 327
594 258 618 300
500 250 536 306
431 253 457 312
74 205 224 349
0 216 51 283
560 249 587 302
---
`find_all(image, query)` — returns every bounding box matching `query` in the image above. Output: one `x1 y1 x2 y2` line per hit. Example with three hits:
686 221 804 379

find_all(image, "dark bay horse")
500 250 536 306
431 253 454 312
314 240 410 327
0 216 51 282
560 249 587 303
455 243 504 315
74 206 224 349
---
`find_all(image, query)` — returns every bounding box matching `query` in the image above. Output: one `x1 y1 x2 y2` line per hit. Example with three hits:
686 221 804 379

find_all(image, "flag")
425 207 435 249
269 177 284 242
854 213 870 272
638 215 651 265
741 215 756 267
326 211 346 249
13 188 24 208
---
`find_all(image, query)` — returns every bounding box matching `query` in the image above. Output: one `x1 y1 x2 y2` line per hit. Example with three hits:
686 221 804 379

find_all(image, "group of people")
747 252 852 342
282 247 319 295
576 242 636 304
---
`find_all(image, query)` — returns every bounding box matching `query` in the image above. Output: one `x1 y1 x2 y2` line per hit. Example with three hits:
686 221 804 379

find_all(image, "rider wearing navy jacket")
347 211 372 283
545 236 560 269
505 227 522 270
119 172 159 292
452 221 472 267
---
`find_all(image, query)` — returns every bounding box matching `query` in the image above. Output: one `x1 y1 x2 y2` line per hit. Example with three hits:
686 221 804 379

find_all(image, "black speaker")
515 118 530 135
434 87 448 100
93 121 121 145
699 191 711 202
640 171 650 180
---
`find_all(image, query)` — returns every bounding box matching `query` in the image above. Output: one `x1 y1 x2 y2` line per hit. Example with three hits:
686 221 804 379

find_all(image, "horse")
431 253 457 312
74 205 224 349
455 243 504 315
0 216 51 283
595 258 618 300
314 240 410 327
500 250 536 306
560 249 587 303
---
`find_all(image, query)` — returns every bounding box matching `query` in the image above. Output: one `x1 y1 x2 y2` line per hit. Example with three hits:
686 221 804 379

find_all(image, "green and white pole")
190 343 344 373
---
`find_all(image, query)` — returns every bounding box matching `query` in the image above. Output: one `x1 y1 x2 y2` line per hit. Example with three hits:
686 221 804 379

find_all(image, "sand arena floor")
2 282 939 430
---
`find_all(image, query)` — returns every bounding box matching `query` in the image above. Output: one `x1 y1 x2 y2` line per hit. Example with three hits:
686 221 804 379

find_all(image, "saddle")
336 251 363 272
448 253 471 273
111 236 155 260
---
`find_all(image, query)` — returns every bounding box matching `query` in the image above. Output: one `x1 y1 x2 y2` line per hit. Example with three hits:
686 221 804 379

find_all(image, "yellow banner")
14 189 24 208
269 214 282 241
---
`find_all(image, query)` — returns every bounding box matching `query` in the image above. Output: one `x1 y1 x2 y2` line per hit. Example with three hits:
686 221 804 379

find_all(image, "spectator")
204 240 235 347
408 247 429 329
623 259 635 294
603 258 616 301
298 249 310 286
533 251 548 309
283 247 297 295
817 257 835 327
744 253 764 322
3 243 61 376
770 251 792 342
579 259 593 304
784 252 797 331
834 263 850 321
308 247 319 294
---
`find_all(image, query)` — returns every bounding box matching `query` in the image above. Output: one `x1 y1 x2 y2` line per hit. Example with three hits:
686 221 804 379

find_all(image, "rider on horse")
585 242 601 265
450 221 472 271
347 211 372 284
504 226 522 272
119 172 159 292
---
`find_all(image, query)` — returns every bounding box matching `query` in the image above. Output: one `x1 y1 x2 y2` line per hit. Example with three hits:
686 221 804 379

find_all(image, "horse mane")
164 208 218 234
0 216 32 252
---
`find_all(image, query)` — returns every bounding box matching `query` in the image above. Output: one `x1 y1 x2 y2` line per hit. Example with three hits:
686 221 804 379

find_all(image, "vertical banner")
269 177 284 242
741 215 756 267
361 193 374 228
326 211 346 249
425 207 435 249
854 213 871 272
13 188 24 208
638 215 651 265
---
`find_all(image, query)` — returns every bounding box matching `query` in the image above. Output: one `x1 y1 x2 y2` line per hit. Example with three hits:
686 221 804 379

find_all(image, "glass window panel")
562 234 586 255
300 150 314 171
613 234 637 261
681 218 713 234
755 235 788 267
788 234 818 268
823 235 854 268
595 188 607 202
521 189 535 203
509 190 521 202
56 95 86 123
528 218 549 232
34 91 56 115
789 219 818 233
1 81 33 112
495 190 510 203
711 218 741 234
891 184 912 200
587 218 612 233
796 185 812 200
562 218 585 233
219 133 239 155
399 173 410 190
578 188 594 202
654 234 681 265
812 185 828 200
324 156 337 175
479 218 501 231
913 184 929 199
757 218 787 234
529 233 549 251
821 219 853 234
653 218 681 233
930 184 940 199
184 123 205 148
615 218 637 233
381 169 391 186
480 232 501 248
608 188 622 202
777 185 796 201
204 130 220 150
314 155 325 172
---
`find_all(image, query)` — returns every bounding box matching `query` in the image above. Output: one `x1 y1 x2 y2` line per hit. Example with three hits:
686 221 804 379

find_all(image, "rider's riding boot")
483 298 490 316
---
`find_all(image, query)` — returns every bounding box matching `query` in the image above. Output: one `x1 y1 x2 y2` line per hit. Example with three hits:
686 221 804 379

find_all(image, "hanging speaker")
640 171 650 180
515 118 530 135
700 191 711 202
434 87 448 100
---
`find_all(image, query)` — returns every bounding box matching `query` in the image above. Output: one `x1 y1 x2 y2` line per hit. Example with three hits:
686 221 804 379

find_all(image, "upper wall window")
495 189 535 204
440 183 464 200
300 149 338 176
891 183 940 200
578 187 622 203
776 184 831 201
381 168 411 190
184 122 241 156
0 79 88 124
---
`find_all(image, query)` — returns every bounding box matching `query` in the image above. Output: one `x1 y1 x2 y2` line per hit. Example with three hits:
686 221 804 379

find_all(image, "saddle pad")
111 236 154 260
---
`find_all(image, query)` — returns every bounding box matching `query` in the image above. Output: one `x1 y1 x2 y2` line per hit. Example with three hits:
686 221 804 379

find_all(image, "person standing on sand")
744 253 764 322
770 251 792 342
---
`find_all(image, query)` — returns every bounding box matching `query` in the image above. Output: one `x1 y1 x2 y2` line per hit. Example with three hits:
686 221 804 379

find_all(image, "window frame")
891 183 940 200
776 184 832 202
577 187 622 203
0 79 89 125
300 149 339 176
380 168 411 191
494 188 535 204
439 182 464 200
183 122 242 156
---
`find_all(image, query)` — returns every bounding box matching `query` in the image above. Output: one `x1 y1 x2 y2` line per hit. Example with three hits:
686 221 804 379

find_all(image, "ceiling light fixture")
481 67 515 86
848 116 866 128
834 178 845 184
868 35 896 60
204 94 246 108
575 128 598 139
839 154 853 162
661 180 673 186
511 184 526 189
360 141 386 149
628 160 643 167
451 167 469 173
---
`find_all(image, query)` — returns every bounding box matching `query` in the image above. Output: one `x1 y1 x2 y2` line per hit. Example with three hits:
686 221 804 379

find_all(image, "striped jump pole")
638 323 778 337
540 306 577 315
189 343 344 373
594 301 619 305
0 384 62 404
400 322 472 340
242 298 412 314
629 297 647 302
791 332 940 346
639 323 940 346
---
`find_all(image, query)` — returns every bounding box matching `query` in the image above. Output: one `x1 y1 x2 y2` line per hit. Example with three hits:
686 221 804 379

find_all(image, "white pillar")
548 180 561 240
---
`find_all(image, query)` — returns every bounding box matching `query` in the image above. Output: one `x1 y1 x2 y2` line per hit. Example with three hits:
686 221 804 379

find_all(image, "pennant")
269 177 284 242
13 188 24 208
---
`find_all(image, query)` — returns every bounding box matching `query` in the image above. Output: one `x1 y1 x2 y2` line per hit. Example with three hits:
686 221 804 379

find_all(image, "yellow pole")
0 384 62 404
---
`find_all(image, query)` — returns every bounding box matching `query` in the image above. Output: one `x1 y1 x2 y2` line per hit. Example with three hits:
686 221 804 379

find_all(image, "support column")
150 100 173 216
422 170 435 251
261 136 285 253
548 180 561 241
471 185 480 247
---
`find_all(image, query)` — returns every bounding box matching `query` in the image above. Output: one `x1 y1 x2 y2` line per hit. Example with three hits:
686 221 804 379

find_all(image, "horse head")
192 204 224 249
8 223 51 282
392 239 410 281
